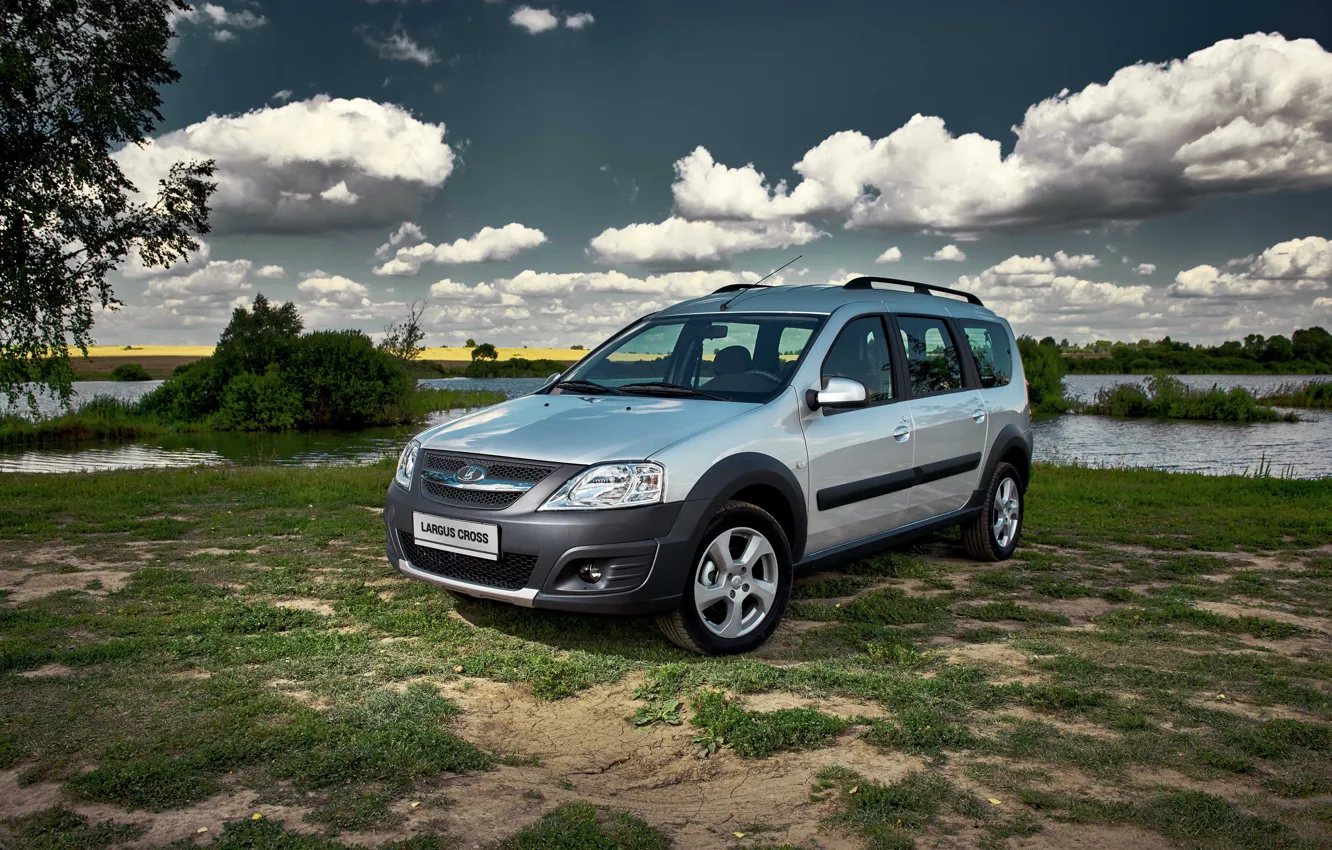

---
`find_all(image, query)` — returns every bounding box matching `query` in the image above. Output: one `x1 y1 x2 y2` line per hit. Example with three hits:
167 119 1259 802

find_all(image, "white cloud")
510 6 559 33
211 30 236 42
297 275 372 308
1166 236 1332 298
1135 263 1157 275
375 221 428 259
587 217 825 267
360 26 439 65
271 89 293 103
114 96 455 234
374 223 548 275
926 245 966 262
120 239 213 279
255 265 286 279
666 33 1332 234
172 3 267 34
875 246 902 264
143 259 254 306
564 12 595 29
320 181 360 205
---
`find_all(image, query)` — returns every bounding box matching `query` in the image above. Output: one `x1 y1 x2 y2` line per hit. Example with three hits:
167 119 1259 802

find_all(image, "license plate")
412 512 499 561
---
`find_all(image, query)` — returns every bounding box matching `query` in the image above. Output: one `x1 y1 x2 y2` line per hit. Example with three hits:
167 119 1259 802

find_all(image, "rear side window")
897 315 964 395
959 320 1014 388
822 316 894 402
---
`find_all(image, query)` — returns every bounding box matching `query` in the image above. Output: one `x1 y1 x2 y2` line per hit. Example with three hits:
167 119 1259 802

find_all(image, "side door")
800 313 915 555
957 317 1023 425
894 313 988 524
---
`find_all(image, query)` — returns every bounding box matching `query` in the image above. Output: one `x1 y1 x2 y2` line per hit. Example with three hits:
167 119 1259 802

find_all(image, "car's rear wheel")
961 461 1024 561
657 501 792 655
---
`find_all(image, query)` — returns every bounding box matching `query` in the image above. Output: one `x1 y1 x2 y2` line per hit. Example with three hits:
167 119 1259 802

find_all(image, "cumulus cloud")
510 6 559 33
114 96 454 234
374 221 428 259
374 223 547 275
587 217 824 268
1135 263 1157 275
359 25 439 65
120 240 213 279
271 89 293 103
255 265 285 279
1166 236 1332 298
565 12 595 29
171 3 266 39
875 246 902 264
143 260 254 309
666 33 1332 234
927 245 966 262
297 275 372 308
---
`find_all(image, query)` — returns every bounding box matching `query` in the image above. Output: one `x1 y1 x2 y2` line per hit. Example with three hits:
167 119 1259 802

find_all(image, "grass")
1258 379 1332 409
1079 374 1298 422
2 462 1331 847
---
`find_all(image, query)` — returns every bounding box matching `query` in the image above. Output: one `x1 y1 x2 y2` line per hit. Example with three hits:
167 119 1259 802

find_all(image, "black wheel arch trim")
966 423 1032 512
682 452 808 562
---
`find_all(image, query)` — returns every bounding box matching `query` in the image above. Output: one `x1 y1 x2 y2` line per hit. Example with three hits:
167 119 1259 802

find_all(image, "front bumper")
383 469 711 615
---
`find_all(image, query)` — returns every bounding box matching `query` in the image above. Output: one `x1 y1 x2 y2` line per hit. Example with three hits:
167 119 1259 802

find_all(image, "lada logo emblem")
456 465 486 483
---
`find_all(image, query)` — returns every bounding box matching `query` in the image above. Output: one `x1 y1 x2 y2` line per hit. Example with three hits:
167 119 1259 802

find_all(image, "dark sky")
106 0 1332 346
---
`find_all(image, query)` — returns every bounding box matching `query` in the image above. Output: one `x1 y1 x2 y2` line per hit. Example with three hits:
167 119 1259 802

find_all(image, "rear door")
893 314 988 524
800 313 914 555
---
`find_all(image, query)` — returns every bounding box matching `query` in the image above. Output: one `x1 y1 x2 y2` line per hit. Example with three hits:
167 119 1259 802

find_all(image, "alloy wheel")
692 526 779 639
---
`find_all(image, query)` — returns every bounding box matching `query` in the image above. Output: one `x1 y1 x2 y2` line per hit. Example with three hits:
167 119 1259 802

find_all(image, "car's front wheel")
961 461 1024 561
657 501 792 655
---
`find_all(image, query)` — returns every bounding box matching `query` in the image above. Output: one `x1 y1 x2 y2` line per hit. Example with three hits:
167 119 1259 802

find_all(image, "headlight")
540 462 664 510
395 439 421 489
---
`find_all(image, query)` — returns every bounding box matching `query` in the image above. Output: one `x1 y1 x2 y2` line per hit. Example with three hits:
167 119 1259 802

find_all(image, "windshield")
557 314 823 403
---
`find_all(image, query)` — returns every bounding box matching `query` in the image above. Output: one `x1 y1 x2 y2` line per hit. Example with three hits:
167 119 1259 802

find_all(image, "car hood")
418 393 755 465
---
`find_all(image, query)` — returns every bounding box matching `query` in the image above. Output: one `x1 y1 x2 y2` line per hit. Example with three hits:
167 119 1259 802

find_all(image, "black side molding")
817 452 982 511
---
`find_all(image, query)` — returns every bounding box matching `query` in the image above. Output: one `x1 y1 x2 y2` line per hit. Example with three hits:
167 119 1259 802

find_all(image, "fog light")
578 563 603 583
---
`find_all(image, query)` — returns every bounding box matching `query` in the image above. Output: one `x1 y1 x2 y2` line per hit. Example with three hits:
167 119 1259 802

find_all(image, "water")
2 375 1326 477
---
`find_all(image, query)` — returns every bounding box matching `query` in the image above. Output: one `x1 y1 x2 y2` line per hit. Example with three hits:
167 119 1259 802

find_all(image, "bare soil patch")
270 597 336 617
1 569 131 604
16 663 76 679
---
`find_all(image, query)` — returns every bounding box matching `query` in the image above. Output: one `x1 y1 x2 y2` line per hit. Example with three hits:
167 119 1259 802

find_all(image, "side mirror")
806 377 868 412
546 372 562 383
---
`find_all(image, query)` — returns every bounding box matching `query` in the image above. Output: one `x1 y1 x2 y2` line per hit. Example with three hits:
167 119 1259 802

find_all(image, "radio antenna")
720 254 802 311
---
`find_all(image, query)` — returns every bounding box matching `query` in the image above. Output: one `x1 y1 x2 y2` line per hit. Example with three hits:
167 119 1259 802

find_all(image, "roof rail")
711 283 770 295
843 276 984 306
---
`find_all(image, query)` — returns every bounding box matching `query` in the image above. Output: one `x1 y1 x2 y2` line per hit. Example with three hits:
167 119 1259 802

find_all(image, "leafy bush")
213 367 303 431
1016 335 1070 414
133 296 414 431
1083 374 1296 422
109 363 152 381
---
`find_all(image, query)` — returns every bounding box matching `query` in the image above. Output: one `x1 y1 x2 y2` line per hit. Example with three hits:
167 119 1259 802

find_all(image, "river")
2 375 1326 478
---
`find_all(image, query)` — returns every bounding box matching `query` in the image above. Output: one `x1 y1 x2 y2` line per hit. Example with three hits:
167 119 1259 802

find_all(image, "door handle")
892 425 911 442
972 409 986 423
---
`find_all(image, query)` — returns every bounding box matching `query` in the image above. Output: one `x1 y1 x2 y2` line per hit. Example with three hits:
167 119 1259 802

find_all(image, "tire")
657 500 793 655
962 461 1024 562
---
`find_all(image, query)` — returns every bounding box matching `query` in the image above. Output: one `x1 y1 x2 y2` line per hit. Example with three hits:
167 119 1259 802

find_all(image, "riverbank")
1259 380 1332 409
0 387 505 448
2 463 1330 848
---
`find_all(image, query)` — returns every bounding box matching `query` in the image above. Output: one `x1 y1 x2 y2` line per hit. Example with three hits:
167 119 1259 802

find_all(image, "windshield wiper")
552 379 622 395
617 381 726 401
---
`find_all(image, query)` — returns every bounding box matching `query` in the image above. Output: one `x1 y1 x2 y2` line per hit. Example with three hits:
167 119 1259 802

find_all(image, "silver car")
385 277 1032 654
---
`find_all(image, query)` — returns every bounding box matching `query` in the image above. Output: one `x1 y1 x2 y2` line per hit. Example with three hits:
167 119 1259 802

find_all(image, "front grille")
398 531 538 590
420 451 559 511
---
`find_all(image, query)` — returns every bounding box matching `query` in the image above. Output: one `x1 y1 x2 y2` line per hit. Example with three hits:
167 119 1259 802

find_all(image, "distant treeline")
1051 327 1332 375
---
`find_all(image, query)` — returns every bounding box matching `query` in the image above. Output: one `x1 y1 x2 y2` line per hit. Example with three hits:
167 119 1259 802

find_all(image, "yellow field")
83 345 587 362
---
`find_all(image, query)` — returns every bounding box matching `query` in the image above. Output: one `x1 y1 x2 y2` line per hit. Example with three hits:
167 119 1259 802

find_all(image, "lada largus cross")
385 277 1033 655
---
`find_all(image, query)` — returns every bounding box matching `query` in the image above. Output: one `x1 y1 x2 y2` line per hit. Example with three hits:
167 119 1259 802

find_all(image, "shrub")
471 342 498 361
290 331 412 428
1017 335 1070 414
1084 374 1296 422
137 357 226 422
109 363 152 381
463 356 565 378
213 367 303 431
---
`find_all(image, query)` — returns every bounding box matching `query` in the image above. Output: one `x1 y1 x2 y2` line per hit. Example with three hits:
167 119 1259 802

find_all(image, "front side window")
897 315 964 395
562 314 822 402
822 315 894 402
959 320 1013 388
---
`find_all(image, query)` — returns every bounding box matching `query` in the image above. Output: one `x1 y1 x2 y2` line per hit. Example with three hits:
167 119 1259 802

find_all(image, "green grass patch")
954 601 1070 625
1 807 144 850
690 690 848 758
495 803 669 850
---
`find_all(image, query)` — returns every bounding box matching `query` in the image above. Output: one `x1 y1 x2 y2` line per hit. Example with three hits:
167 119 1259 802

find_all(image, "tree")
214 294 303 380
570 344 585 351
471 343 498 362
464 338 477 348
1292 326 1332 364
1 0 216 410
1261 335 1294 363
379 300 427 361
